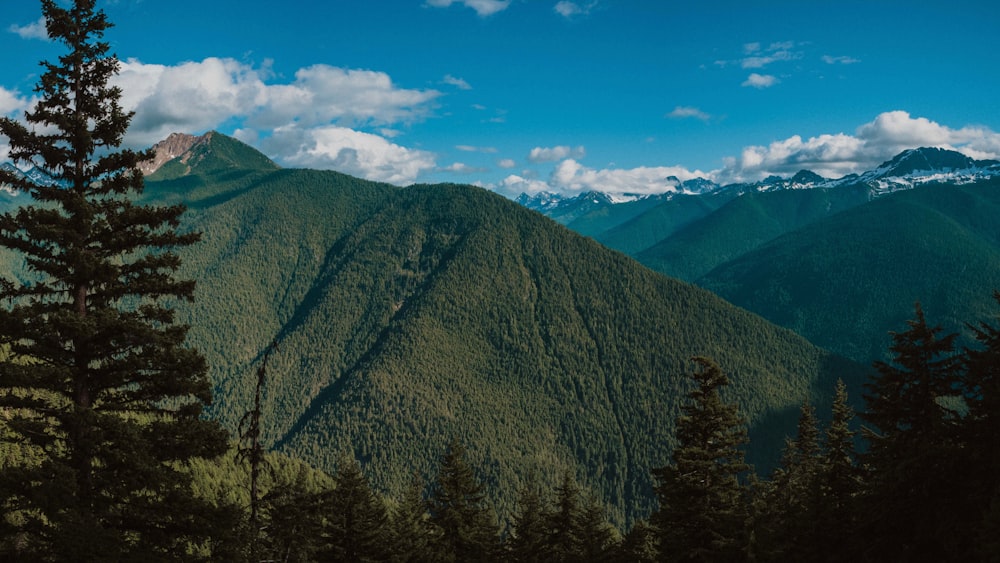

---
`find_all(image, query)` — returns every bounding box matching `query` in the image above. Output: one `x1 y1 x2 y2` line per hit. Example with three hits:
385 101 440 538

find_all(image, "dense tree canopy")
0 0 229 558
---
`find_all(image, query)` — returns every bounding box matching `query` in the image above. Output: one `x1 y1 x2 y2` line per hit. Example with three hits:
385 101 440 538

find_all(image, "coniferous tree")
0 0 229 559
390 474 440 563
318 456 391 562
813 379 860 561
508 475 552 563
957 292 1000 561
428 438 500 562
752 402 824 561
577 493 619 562
616 520 658 563
859 303 963 561
652 356 750 563
547 470 583 562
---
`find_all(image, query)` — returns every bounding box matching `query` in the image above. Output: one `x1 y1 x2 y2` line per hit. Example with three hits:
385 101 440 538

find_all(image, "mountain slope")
699 179 1000 362
635 184 872 281
133 133 857 525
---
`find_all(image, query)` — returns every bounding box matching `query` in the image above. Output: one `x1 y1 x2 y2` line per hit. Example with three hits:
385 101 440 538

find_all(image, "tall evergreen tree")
508 475 552 563
0 0 228 558
428 438 500 562
652 356 750 562
859 303 964 561
390 474 440 563
752 402 824 561
318 456 391 562
547 470 583 562
813 378 860 561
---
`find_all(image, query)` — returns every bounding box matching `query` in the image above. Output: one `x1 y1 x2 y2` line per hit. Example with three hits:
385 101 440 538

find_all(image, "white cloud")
114 58 440 147
528 145 586 163
668 106 711 121
456 145 498 153
107 57 444 184
443 74 472 90
555 1 598 18
0 87 28 116
742 73 778 88
425 0 511 17
440 162 488 174
716 111 1000 184
498 158 516 169
548 159 708 197
8 17 48 41
822 55 860 65
263 125 435 185
494 174 552 198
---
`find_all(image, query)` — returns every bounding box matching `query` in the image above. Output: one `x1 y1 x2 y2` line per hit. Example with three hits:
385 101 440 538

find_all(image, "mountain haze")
131 132 857 525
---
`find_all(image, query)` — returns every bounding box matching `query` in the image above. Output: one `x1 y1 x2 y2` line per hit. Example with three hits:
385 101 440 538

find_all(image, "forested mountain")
128 132 857 525
700 179 1000 363
529 149 1000 364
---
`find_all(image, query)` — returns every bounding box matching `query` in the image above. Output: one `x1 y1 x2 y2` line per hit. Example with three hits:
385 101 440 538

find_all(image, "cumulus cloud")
105 57 443 184
114 58 440 147
498 158 516 169
548 159 709 197
8 17 48 41
0 87 28 116
668 106 711 121
494 174 553 198
263 125 435 185
716 111 1000 183
440 162 488 174
742 73 778 88
528 145 585 163
425 0 511 17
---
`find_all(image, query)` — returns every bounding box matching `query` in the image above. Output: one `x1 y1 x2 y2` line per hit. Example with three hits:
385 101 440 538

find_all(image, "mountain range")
525 146 1000 364
2 131 849 526
5 132 994 526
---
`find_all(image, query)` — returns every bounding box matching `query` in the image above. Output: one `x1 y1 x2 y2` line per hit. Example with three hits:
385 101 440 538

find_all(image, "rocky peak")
138 132 210 175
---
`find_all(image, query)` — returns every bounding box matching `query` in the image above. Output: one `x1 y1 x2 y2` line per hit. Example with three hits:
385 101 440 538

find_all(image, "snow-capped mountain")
0 162 65 194
521 147 1000 215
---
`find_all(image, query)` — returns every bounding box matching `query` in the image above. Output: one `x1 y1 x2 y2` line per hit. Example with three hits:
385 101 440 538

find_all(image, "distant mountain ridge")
521 147 1000 214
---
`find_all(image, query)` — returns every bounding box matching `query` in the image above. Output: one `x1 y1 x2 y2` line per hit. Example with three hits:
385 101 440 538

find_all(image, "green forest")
0 1 998 561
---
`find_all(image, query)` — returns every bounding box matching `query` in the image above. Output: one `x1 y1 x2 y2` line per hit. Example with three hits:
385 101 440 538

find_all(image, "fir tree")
390 474 440 563
508 475 552 563
813 378 860 561
547 470 583 562
0 0 229 558
318 456 391 562
651 356 750 562
428 438 500 562
859 303 964 561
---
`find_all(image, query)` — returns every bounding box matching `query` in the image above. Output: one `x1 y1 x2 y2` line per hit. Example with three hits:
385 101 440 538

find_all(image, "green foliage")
699 180 1000 363
120 143 857 527
652 357 751 562
428 438 501 562
0 1 229 558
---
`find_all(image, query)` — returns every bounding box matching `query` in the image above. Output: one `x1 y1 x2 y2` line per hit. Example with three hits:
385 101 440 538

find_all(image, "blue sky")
2 0 999 198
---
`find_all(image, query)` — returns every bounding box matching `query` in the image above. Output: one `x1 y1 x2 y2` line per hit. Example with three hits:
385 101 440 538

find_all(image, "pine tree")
651 356 750 562
428 438 500 562
547 470 583 562
0 0 229 558
577 494 619 562
813 379 859 561
859 303 963 561
390 474 440 563
508 475 552 563
318 456 391 562
753 402 824 561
